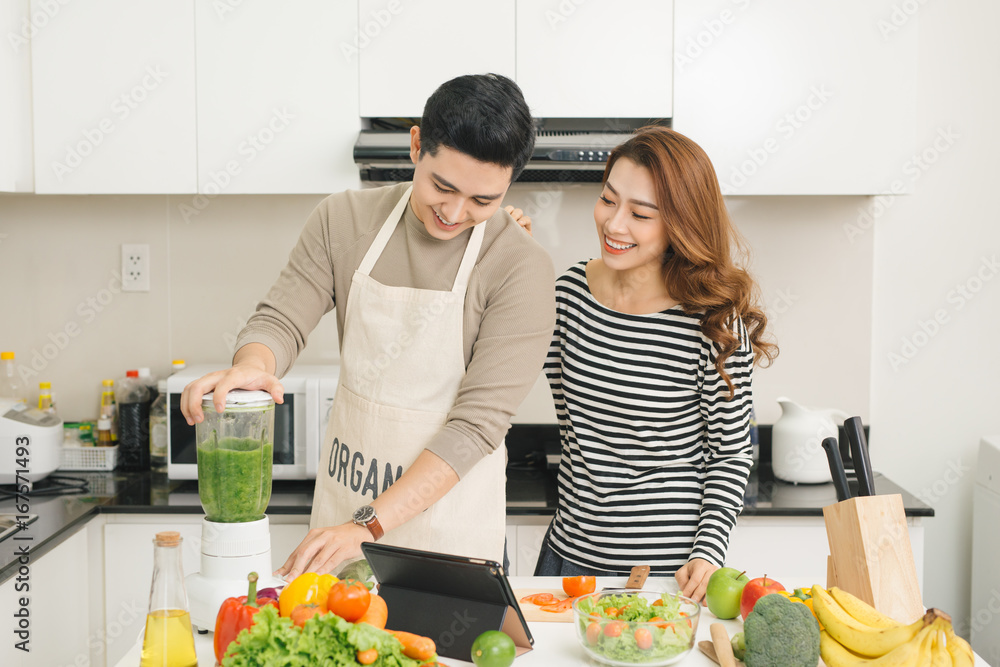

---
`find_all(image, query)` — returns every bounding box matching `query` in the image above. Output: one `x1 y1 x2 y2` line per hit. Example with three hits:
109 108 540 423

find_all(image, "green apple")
706 567 750 619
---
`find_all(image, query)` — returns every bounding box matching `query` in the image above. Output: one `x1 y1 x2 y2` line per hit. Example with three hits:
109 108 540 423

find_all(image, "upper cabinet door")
672 0 917 195
358 0 516 118
516 0 673 119
0 1 33 192
195 0 360 194
31 0 197 194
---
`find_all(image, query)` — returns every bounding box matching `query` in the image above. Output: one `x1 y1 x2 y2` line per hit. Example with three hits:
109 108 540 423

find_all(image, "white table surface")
115 576 989 666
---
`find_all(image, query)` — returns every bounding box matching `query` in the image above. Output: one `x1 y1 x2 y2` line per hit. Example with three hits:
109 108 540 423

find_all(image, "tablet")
361 542 533 660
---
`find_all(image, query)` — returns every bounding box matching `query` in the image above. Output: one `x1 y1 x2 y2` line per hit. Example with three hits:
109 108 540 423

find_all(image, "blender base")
186 516 285 631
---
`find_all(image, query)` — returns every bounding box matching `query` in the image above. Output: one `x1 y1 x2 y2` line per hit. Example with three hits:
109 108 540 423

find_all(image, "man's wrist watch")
352 505 384 541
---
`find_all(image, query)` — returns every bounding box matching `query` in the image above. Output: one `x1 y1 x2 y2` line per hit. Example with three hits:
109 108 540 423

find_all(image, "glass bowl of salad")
572 590 700 666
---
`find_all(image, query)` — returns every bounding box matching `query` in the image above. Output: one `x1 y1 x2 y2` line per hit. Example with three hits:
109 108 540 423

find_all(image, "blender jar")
196 390 274 523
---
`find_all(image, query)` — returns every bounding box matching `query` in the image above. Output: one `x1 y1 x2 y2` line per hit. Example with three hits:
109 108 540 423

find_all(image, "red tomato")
586 622 601 645
520 593 558 605
326 579 371 622
562 576 596 597
634 627 653 651
649 616 669 630
604 607 620 617
603 621 625 638
290 603 322 628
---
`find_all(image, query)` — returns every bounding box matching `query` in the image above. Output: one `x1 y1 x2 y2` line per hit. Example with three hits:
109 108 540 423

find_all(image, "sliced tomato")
519 593 558 605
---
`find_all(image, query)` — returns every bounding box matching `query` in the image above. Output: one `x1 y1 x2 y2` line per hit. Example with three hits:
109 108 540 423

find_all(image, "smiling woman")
536 127 779 604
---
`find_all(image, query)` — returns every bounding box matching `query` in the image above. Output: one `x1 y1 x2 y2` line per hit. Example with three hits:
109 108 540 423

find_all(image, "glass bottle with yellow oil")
141 531 198 667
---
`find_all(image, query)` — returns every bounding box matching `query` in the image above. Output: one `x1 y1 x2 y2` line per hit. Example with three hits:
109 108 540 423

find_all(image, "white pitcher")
772 397 850 484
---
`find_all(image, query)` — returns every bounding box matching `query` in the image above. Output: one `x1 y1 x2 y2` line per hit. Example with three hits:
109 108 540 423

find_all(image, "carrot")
388 630 437 661
356 648 378 665
357 593 388 629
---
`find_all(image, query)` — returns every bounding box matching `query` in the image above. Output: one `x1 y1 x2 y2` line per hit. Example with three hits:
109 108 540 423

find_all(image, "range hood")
354 128 638 184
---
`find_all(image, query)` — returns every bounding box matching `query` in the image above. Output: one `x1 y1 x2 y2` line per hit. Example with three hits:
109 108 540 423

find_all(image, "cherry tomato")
649 616 669 630
586 622 601 646
652 599 664 607
325 579 371 622
562 576 596 597
604 607 620 617
634 627 653 651
603 621 625 638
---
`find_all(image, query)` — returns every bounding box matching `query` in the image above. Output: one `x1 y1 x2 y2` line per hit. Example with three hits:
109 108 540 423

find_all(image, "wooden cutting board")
513 588 575 623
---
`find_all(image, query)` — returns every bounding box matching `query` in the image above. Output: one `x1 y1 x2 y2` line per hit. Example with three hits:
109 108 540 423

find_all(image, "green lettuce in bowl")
572 590 700 667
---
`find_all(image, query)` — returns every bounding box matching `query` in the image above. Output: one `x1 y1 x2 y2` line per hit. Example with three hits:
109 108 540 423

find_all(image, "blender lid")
202 389 274 408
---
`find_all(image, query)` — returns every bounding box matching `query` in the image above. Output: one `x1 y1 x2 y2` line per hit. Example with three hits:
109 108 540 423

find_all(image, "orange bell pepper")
278 572 338 617
213 572 278 663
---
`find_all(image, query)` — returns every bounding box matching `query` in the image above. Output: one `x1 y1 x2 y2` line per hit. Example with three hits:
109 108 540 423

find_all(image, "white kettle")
772 397 850 484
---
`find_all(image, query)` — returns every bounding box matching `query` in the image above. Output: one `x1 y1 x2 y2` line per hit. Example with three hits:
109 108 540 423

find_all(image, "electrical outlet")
121 244 150 292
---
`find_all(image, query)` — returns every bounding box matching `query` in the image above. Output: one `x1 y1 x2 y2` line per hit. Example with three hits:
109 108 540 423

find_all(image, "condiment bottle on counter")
140 531 197 667
99 379 118 442
96 417 114 447
171 359 186 374
118 370 151 471
138 366 159 404
0 352 27 403
37 381 55 414
149 380 169 473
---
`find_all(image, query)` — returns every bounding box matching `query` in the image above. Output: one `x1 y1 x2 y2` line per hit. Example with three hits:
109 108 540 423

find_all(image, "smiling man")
180 74 555 576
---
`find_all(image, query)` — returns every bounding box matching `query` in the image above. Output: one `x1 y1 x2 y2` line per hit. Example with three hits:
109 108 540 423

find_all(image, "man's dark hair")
420 73 535 182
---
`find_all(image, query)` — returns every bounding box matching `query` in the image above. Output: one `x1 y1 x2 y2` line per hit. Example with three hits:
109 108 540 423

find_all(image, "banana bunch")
811 585 975 666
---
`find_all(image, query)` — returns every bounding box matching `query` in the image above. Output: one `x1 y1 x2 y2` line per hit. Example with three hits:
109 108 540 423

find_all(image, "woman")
535 127 778 603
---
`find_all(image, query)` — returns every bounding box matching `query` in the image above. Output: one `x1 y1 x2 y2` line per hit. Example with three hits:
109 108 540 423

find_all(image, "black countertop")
0 423 933 584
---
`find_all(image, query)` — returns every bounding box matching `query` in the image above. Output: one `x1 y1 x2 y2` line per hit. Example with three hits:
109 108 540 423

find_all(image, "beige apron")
310 186 506 562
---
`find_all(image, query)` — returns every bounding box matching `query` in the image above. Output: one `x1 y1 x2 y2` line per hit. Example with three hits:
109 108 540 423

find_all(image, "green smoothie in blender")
197 437 273 522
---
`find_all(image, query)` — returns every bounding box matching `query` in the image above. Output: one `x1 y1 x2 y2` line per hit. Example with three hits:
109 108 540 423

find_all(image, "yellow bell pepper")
278 572 338 618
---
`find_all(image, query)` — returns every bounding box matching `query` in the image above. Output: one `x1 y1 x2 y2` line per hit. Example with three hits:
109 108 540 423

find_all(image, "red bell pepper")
213 572 278 663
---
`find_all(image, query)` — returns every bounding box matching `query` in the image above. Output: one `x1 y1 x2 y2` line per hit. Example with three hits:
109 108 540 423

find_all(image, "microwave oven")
166 364 339 480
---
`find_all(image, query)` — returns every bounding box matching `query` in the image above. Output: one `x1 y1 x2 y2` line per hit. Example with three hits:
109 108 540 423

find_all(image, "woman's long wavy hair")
603 127 778 397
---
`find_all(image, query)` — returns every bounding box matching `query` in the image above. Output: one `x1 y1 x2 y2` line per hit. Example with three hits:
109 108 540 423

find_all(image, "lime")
470 630 516 667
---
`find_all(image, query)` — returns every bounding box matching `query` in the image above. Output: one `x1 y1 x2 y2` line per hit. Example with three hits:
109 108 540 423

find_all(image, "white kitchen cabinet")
30 0 197 194
672 0 917 195
195 0 360 194
0 526 91 667
516 0 673 119
101 514 309 667
0 1 33 192
506 515 550 576
358 0 516 117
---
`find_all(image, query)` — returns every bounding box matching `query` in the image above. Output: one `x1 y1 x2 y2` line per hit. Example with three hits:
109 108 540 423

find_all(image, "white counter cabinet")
0 524 94 667
0 0 34 192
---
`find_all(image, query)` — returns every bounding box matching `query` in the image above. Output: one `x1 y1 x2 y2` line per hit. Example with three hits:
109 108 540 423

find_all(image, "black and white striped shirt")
544 261 754 575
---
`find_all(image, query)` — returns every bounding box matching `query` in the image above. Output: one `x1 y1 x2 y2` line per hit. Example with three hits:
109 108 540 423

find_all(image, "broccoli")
743 594 820 667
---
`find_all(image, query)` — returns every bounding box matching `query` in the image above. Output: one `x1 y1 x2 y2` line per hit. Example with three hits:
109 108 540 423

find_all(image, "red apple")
739 575 786 620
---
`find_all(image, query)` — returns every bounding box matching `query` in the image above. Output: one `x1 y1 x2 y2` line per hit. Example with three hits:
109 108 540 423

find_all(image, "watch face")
353 505 375 523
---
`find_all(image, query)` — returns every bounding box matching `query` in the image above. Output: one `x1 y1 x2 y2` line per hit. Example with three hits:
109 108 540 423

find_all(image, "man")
180 74 555 578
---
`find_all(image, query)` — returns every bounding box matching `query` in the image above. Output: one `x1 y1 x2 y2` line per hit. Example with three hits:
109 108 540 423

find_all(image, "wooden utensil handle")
710 623 737 667
626 565 650 589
